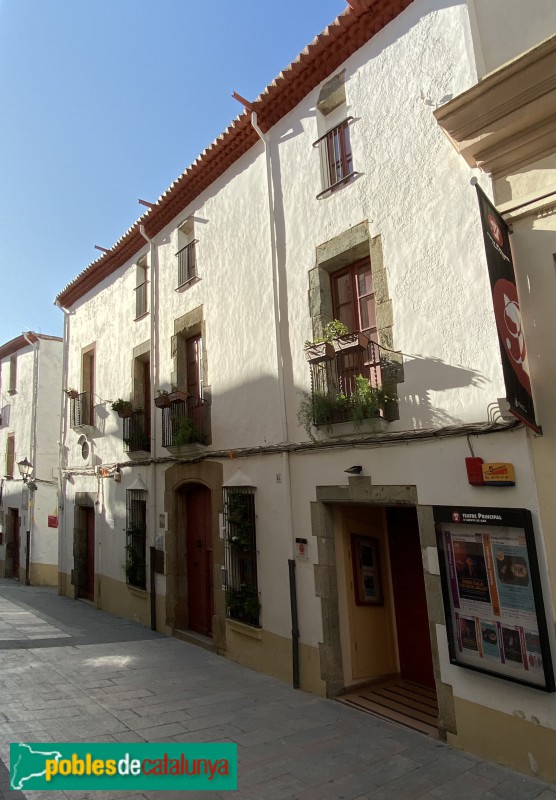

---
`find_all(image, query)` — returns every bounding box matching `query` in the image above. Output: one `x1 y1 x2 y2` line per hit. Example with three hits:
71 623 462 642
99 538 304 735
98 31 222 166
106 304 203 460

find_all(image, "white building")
0 333 63 585
55 0 556 779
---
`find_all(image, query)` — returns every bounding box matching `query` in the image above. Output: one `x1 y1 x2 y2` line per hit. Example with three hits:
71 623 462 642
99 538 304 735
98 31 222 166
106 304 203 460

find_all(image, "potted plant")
173 417 202 446
154 389 171 409
304 319 347 364
333 330 369 354
226 493 255 550
111 399 133 418
298 375 394 438
226 584 260 625
65 388 79 399
168 389 188 404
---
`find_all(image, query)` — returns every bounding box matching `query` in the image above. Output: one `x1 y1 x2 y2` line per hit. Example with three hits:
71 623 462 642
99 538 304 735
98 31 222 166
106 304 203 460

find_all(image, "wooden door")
387 507 435 689
79 507 95 602
10 509 20 580
332 260 380 394
186 485 213 637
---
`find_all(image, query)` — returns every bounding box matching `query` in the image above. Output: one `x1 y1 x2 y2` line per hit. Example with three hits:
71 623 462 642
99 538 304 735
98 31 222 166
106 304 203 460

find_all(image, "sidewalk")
0 579 554 800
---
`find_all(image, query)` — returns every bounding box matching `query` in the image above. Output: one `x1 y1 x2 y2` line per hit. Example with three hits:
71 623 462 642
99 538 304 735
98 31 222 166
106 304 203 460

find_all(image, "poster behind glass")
435 506 554 692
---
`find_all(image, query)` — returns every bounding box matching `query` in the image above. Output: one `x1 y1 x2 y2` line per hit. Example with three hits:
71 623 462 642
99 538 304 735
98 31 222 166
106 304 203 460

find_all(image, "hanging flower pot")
304 341 335 364
111 399 133 418
168 389 188 404
333 332 369 355
154 391 171 409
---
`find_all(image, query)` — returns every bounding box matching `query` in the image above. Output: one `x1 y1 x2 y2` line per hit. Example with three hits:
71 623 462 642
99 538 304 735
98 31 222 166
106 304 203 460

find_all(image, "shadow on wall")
398 354 488 429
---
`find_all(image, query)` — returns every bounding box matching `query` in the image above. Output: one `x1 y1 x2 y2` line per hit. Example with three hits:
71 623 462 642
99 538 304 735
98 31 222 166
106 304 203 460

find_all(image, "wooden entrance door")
387 507 435 689
79 507 95 601
9 509 20 580
185 485 213 637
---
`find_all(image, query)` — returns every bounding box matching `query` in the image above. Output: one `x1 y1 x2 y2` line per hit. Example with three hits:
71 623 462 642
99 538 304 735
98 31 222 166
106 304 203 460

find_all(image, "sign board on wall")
435 505 554 692
475 185 540 433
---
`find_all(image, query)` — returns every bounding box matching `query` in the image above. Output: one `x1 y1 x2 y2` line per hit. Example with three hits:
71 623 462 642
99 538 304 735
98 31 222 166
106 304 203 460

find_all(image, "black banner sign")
476 185 540 434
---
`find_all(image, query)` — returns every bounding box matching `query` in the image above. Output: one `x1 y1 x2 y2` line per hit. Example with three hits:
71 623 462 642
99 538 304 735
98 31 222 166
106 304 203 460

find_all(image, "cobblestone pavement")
0 579 555 800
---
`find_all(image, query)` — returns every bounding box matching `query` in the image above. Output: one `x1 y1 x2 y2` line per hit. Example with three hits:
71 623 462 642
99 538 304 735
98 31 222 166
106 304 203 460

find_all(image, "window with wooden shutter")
5 435 14 479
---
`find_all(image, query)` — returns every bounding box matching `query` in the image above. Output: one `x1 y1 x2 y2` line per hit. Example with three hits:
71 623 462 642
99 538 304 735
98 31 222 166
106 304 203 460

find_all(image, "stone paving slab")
0 580 554 799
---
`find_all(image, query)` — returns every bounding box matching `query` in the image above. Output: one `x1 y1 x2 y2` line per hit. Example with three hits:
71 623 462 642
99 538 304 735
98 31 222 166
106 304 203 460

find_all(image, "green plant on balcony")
298 375 394 439
305 319 349 346
226 584 260 624
111 399 133 418
173 416 202 446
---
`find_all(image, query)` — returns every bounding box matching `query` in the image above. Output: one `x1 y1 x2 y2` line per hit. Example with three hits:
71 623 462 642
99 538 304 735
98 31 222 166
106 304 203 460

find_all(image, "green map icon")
10 742 63 790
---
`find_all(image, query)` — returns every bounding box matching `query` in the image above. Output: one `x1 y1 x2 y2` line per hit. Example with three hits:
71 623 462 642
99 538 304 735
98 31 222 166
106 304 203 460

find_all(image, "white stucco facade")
0 335 63 585
56 0 556 779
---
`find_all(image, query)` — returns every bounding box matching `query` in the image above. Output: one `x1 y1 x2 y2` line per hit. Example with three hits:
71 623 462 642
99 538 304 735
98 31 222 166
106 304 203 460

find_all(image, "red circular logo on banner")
488 213 504 247
492 278 531 394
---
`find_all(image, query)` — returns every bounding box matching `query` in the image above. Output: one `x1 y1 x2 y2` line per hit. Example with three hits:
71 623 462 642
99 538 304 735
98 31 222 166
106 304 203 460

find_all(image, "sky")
0 0 345 345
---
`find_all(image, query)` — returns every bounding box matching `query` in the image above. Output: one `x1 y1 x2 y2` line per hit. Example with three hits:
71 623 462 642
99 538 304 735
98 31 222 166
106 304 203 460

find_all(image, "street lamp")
17 458 37 491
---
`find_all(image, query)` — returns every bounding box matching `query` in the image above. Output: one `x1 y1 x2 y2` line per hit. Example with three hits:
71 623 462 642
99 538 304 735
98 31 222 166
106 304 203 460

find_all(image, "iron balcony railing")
123 410 150 453
135 280 148 318
309 337 401 427
161 395 210 448
70 391 94 429
176 240 198 287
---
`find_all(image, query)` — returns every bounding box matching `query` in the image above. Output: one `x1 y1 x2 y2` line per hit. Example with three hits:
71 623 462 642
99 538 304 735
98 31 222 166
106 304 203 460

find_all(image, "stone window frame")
308 221 403 422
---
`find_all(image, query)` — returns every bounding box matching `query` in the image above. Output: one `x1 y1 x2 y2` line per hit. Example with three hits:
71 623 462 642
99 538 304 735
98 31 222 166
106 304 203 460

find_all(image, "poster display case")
435 506 554 692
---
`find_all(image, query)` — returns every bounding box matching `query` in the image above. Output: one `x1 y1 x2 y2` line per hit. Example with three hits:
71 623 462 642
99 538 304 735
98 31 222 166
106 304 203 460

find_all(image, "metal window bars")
126 490 147 589
223 487 260 627
161 395 210 448
123 410 150 453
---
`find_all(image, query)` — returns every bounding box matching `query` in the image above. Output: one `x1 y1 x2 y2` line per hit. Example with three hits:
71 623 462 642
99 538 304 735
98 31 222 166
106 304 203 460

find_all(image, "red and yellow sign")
482 463 515 486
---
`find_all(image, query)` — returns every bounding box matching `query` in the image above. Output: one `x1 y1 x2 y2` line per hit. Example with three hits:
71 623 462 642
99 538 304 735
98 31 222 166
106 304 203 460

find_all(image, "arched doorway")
176 483 213 637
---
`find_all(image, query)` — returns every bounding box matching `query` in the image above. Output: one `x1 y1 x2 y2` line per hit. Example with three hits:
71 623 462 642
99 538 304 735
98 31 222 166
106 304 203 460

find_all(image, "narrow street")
0 579 554 800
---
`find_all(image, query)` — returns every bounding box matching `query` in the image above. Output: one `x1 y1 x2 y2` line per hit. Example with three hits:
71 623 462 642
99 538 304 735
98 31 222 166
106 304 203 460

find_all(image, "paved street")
0 579 554 800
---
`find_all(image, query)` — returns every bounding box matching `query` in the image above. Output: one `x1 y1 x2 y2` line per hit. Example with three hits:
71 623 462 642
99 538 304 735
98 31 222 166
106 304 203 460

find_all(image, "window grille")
126 489 147 589
223 487 259 626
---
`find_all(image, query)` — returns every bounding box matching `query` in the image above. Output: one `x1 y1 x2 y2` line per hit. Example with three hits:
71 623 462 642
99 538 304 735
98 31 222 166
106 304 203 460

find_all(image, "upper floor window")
314 118 355 197
135 257 148 319
176 217 198 289
314 70 356 198
8 355 17 394
5 435 14 479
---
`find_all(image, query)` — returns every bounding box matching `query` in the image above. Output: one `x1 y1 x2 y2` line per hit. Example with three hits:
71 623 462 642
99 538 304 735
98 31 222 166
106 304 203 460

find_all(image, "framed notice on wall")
435 506 554 692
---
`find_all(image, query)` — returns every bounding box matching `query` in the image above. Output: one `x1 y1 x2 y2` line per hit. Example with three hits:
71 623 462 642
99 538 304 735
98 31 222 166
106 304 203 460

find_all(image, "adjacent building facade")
54 0 556 781
0 333 63 586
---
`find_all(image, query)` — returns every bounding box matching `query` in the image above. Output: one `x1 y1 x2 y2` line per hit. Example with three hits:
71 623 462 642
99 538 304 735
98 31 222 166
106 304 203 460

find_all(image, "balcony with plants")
161 392 210 456
300 320 404 439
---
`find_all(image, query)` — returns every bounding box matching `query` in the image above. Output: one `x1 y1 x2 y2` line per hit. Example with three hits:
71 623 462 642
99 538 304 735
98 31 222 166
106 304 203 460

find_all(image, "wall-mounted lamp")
17 458 37 491
344 465 363 475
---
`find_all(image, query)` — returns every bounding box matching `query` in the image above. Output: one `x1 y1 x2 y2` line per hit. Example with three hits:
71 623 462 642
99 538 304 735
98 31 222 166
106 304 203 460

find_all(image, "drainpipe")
22 332 39 585
139 223 158 631
249 112 299 689
55 301 71 594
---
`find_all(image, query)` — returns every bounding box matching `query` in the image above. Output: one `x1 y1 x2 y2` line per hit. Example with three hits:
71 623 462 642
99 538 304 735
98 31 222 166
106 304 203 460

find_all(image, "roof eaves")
55 0 413 308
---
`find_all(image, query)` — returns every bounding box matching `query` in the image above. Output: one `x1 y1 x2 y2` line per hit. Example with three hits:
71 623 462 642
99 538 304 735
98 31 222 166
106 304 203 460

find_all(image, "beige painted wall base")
225 621 326 696
99 575 171 634
30 563 57 586
448 696 556 783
